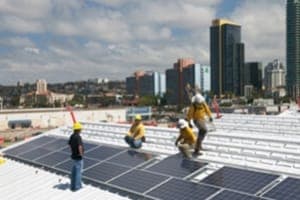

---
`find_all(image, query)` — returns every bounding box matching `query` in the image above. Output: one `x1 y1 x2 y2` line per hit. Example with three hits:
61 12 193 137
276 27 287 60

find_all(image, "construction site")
0 102 300 200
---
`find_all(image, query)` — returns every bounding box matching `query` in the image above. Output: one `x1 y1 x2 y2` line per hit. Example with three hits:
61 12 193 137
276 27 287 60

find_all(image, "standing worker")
68 122 84 191
187 93 213 156
124 114 145 149
175 119 197 159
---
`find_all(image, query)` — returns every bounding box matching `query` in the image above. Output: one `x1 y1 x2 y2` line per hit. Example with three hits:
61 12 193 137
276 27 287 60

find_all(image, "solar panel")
146 154 207 178
83 143 99 152
85 146 124 161
146 178 219 200
109 169 169 193
210 190 267 200
55 157 99 173
35 151 69 166
18 148 52 160
83 162 130 182
3 136 56 156
263 177 300 200
107 150 154 167
40 138 69 151
201 167 279 194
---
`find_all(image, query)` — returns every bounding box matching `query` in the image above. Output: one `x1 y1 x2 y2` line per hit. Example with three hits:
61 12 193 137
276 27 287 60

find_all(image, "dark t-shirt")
68 133 83 160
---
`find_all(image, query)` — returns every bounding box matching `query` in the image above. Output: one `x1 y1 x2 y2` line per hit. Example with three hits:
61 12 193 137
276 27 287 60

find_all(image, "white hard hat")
177 119 188 129
192 93 205 103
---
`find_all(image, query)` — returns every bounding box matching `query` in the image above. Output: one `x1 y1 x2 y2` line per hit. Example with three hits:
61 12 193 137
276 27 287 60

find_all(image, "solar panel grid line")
54 156 100 174
18 147 53 161
84 145 125 161
102 163 137 184
146 178 220 200
108 169 170 194
3 136 57 156
83 162 131 183
107 150 155 168
204 188 225 200
262 177 300 200
34 151 70 167
182 163 208 181
83 148 128 172
208 190 271 200
142 176 173 195
254 176 282 197
200 166 279 195
145 154 208 178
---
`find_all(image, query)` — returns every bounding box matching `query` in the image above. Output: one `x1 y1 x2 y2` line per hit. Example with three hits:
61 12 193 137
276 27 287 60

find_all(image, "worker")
68 122 84 192
124 114 145 149
175 119 197 159
187 93 213 156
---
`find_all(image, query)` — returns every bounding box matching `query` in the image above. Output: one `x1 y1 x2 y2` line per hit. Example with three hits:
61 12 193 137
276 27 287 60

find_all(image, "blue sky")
0 0 285 85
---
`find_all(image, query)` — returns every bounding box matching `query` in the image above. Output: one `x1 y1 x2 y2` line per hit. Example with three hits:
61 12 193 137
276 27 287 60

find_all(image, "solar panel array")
3 135 300 200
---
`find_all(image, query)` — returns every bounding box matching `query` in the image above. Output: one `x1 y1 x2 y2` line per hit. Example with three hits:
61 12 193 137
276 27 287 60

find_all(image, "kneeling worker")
124 114 145 149
175 119 197 159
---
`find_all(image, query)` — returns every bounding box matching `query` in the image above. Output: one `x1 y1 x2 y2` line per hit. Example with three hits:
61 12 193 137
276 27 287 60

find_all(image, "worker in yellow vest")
124 114 145 149
187 93 212 156
175 119 197 159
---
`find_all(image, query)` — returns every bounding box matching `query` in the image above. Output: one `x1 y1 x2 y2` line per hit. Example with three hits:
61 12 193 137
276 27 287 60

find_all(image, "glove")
209 117 213 122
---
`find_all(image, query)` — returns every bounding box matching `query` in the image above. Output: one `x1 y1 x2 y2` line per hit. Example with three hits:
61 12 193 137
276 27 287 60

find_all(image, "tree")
138 95 157 106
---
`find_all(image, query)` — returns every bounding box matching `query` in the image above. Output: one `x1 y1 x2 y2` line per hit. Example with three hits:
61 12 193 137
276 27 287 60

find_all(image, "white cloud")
0 0 287 84
0 37 34 47
230 0 285 65
24 47 40 55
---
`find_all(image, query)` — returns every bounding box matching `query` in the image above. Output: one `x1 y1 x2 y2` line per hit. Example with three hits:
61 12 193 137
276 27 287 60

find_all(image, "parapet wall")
0 108 127 130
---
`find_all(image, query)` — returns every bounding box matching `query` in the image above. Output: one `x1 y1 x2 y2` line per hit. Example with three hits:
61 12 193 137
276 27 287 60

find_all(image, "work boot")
192 151 202 157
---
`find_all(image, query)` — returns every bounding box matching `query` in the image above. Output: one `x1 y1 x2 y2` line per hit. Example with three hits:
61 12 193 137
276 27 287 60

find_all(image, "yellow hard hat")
135 114 142 121
73 122 82 130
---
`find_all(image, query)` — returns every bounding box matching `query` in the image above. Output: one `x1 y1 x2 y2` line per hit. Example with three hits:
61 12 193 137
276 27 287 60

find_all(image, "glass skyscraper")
210 19 245 96
287 0 300 98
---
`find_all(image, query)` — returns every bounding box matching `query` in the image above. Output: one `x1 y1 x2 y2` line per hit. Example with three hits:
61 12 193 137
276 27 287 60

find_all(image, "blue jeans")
70 159 83 191
124 136 142 149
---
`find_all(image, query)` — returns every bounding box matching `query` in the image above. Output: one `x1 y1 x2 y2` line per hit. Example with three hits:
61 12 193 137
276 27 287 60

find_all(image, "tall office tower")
244 62 263 92
210 19 245 96
287 0 300 98
166 58 194 105
36 79 47 95
264 59 286 97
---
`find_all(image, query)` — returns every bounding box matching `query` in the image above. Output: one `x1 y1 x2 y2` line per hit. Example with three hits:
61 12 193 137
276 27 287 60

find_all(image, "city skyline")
0 0 285 85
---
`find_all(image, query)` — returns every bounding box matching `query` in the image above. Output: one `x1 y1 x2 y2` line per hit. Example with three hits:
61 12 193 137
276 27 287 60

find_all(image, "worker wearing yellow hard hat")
124 114 146 149
73 122 82 131
68 122 84 191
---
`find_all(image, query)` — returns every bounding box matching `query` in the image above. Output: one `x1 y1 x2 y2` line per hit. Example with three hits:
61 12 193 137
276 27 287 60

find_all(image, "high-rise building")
182 64 211 103
244 62 263 92
125 71 145 97
125 71 165 97
36 79 47 95
139 71 165 97
286 0 300 98
264 60 286 97
166 58 194 105
210 19 245 96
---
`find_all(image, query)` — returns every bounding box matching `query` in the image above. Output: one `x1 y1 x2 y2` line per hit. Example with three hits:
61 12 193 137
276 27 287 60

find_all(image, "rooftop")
1 109 300 200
